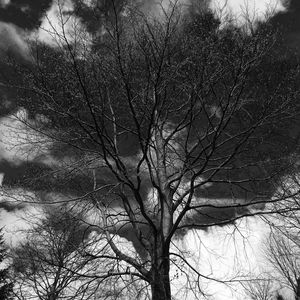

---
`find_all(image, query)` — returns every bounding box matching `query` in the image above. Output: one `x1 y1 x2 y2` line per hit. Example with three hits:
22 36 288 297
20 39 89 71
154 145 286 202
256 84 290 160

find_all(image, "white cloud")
81 0 96 8
209 0 286 27
171 215 293 300
0 209 31 246
33 0 91 51
0 188 42 246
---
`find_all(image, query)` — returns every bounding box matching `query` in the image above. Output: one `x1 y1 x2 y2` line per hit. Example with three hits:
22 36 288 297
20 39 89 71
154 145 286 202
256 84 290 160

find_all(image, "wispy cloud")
0 21 31 60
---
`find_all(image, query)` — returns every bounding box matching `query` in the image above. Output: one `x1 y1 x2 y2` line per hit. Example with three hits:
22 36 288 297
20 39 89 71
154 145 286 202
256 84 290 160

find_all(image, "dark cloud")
0 202 25 212
0 0 52 29
0 159 92 195
271 0 300 53
0 22 32 62
0 200 25 212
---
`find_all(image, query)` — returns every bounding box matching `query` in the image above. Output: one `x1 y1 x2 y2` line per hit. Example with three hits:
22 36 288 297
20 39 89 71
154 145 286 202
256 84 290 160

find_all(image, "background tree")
263 174 300 300
12 208 100 300
242 278 277 300
1 1 300 299
12 206 150 300
0 228 13 300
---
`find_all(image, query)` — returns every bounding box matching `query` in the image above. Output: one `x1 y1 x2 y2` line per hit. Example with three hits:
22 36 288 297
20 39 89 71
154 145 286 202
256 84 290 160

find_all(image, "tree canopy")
0 1 300 299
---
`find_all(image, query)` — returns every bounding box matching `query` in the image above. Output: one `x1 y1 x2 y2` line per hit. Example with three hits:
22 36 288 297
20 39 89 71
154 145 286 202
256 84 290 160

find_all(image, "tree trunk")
150 252 171 300
296 277 300 300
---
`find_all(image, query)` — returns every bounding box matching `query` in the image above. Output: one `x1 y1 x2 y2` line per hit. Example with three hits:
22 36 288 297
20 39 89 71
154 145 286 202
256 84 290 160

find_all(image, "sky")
0 0 294 60
0 1 299 299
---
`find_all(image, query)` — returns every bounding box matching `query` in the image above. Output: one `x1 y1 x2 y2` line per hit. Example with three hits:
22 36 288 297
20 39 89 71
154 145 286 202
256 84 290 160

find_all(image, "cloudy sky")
0 1 299 299
0 0 296 58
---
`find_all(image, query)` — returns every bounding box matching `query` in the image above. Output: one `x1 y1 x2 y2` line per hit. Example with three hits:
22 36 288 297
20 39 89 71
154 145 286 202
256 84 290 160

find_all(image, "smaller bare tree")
242 277 285 300
0 228 13 300
264 175 300 300
11 206 150 300
11 208 99 300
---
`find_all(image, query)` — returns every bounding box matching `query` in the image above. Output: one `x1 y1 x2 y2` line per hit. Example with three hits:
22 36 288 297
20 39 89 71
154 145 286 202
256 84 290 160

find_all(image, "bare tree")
11 208 98 300
0 228 13 300
262 175 300 300
242 278 276 300
1 1 300 299
11 205 150 300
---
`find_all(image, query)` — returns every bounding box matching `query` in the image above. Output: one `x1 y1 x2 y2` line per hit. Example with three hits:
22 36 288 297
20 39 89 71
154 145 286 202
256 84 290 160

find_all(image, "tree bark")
296 277 300 300
151 262 171 300
150 241 171 300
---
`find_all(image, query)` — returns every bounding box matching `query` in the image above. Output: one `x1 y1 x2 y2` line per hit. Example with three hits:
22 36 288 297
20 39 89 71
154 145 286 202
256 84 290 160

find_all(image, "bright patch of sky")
0 189 42 246
0 0 9 8
0 108 51 165
209 0 286 26
171 216 293 300
33 0 91 52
